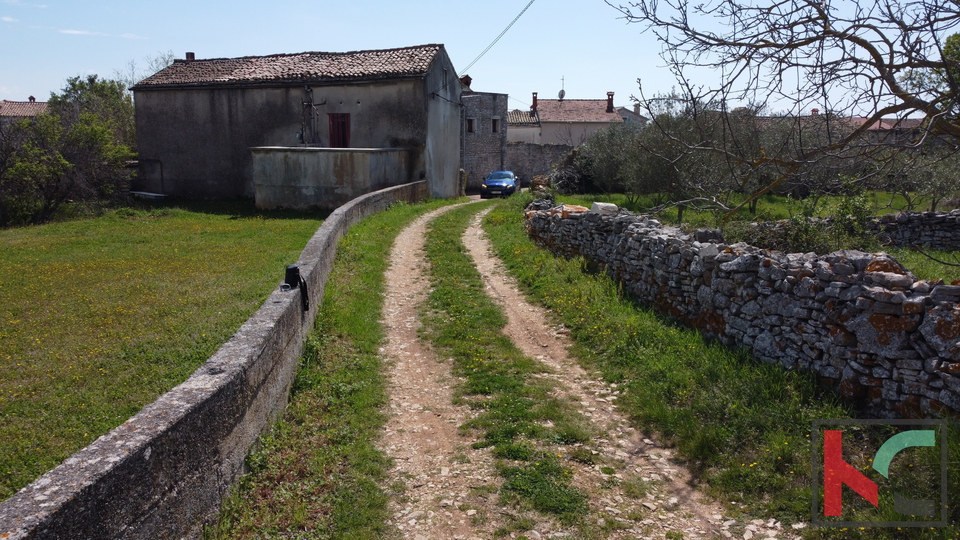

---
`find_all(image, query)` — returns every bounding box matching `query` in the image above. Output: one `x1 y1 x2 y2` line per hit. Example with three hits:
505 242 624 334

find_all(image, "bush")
0 113 132 227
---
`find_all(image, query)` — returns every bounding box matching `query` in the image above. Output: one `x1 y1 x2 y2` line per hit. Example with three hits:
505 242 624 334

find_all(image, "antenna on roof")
558 76 565 101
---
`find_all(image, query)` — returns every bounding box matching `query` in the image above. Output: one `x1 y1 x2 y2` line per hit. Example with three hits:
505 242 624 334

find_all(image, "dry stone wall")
868 209 960 250
524 201 960 419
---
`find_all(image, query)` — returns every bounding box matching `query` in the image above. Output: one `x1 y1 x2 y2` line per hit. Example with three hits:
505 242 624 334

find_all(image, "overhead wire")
429 0 538 102
460 0 538 75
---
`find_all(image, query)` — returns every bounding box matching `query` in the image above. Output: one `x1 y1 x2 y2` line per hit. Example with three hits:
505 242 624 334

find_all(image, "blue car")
480 171 517 199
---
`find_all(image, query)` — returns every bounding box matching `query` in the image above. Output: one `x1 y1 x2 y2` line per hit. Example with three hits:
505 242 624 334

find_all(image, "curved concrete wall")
0 181 429 539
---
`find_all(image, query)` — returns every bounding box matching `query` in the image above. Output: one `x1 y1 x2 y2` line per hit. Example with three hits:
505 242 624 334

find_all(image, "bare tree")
113 50 176 94
607 0 960 208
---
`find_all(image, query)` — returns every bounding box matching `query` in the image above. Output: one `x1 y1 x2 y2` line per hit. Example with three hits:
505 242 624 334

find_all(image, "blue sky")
0 0 675 111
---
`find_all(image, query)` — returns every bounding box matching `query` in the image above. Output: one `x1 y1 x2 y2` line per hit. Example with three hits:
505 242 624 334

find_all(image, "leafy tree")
48 75 136 150
577 122 652 205
0 112 132 227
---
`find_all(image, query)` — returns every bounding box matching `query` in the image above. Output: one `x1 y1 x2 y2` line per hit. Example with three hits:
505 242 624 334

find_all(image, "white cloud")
58 29 143 38
59 29 108 36
1 16 17 22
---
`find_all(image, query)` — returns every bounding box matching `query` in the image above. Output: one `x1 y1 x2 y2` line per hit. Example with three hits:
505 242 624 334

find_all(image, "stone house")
459 75 508 190
131 44 461 209
0 97 47 128
507 91 623 145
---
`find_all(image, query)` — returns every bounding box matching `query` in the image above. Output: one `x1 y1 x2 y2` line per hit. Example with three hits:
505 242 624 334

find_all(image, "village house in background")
131 44 461 210
503 91 636 185
459 74 508 191
0 97 47 128
617 104 648 127
507 91 625 145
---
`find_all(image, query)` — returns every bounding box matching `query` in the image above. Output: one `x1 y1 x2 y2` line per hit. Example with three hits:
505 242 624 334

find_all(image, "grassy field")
485 194 960 538
0 201 324 501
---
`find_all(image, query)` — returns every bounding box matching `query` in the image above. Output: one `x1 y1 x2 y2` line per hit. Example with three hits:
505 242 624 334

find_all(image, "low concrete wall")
525 202 960 420
252 147 415 211
0 181 429 540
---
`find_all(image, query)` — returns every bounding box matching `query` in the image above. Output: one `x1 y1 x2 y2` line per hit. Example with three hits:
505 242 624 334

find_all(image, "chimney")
459 74 472 90
28 96 35 103
531 92 538 112
606 92 614 113
811 108 820 115
186 52 195 62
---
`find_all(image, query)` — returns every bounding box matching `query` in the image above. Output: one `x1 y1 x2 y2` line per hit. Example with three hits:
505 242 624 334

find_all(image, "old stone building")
132 44 461 208
459 75 508 190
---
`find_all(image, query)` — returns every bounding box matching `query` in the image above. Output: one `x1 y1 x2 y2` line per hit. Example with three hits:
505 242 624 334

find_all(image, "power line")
460 0 537 75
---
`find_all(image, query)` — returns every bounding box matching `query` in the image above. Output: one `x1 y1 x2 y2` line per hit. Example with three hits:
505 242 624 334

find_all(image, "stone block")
590 202 619 216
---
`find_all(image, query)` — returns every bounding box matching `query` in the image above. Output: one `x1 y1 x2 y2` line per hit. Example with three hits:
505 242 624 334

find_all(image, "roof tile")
134 44 445 89
535 99 623 124
0 100 48 118
507 108 539 127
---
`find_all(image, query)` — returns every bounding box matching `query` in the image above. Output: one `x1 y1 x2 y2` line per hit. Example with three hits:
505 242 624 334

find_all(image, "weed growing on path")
422 203 590 526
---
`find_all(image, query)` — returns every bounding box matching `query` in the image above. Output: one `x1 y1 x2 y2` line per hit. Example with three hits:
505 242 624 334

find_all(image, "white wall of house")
506 125 540 144
539 121 609 146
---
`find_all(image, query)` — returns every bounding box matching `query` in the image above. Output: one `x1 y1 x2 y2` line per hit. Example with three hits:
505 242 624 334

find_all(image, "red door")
328 113 350 148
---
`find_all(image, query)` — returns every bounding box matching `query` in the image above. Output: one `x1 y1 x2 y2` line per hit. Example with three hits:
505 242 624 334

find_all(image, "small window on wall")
492 118 500 133
466 118 475 133
329 113 350 148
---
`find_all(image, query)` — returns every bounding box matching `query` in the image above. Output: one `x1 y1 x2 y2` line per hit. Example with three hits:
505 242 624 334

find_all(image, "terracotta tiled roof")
134 44 445 89
0 100 48 118
507 108 539 127
535 99 623 124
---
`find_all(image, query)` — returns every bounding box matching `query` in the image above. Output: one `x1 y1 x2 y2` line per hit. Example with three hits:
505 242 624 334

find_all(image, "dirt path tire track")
380 202 497 540
378 202 791 539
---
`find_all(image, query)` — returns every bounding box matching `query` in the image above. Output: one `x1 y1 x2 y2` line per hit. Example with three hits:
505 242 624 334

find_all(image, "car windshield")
487 172 513 181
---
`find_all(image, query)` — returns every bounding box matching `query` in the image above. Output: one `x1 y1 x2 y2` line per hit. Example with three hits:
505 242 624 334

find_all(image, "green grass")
421 203 590 525
886 247 960 283
204 198 456 539
0 201 324 501
557 190 958 230
484 193 960 538
556 191 960 283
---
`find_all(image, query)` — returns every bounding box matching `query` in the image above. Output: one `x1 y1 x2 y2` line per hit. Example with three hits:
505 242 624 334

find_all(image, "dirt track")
377 201 796 539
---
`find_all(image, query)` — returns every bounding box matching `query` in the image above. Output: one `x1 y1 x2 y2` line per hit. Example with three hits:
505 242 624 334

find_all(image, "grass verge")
204 198 454 539
420 203 591 529
0 201 323 500
483 193 960 539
